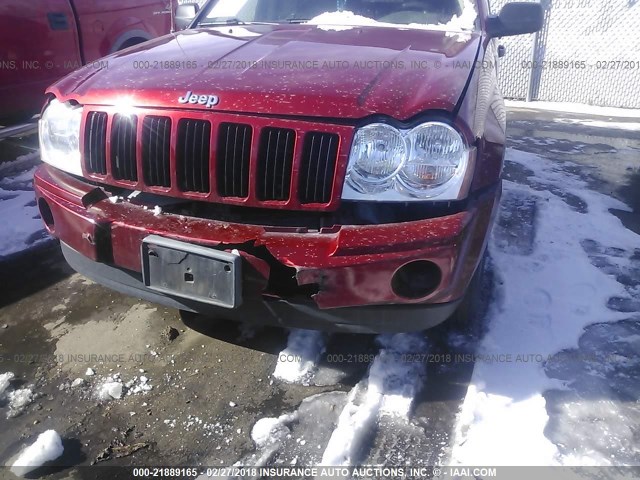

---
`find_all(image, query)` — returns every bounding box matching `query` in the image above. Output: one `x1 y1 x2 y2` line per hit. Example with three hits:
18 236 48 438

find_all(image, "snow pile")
0 372 35 418
451 148 639 466
233 392 347 470
0 153 51 258
98 381 123 401
71 378 85 388
10 430 64 477
273 329 326 384
125 375 153 395
505 100 640 119
374 334 428 417
95 374 153 401
553 117 640 132
321 333 428 466
0 372 14 396
307 0 476 33
251 413 298 448
8 388 34 417
307 11 383 31
444 0 477 32
248 334 427 467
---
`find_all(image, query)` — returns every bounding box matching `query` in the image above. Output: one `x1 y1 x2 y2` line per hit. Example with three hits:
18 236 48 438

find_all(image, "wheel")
117 38 147 51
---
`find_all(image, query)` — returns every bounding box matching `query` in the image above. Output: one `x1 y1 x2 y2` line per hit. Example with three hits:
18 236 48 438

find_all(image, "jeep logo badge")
178 91 219 108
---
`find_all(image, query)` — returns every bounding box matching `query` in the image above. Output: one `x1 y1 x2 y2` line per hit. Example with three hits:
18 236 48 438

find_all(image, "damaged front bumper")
34 165 500 333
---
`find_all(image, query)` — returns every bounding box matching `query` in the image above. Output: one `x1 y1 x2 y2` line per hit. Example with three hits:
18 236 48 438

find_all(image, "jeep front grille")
110 114 138 182
81 108 353 211
257 127 295 201
177 119 211 194
299 132 340 204
217 123 251 198
142 116 171 188
84 111 108 176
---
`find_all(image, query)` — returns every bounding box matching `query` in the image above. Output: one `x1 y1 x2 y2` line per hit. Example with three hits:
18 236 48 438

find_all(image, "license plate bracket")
141 235 241 309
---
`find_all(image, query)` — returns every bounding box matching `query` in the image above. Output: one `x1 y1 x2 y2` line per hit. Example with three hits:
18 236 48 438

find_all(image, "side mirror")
175 3 200 31
487 2 544 38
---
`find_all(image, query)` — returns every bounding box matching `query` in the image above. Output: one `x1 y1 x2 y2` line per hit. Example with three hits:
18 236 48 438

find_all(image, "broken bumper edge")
61 241 461 334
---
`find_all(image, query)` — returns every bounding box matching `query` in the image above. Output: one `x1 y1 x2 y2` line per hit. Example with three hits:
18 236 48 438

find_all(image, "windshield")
198 0 477 31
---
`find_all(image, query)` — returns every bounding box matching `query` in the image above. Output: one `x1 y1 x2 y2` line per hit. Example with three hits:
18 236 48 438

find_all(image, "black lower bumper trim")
61 243 461 334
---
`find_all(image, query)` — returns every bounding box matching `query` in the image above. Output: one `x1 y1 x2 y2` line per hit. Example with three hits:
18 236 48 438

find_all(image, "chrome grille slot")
84 111 108 175
217 123 252 198
142 116 171 188
177 119 211 194
299 132 339 204
110 114 138 182
257 127 295 201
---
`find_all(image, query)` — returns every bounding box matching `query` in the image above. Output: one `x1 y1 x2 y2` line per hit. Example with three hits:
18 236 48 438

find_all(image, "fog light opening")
38 198 55 232
391 260 442 300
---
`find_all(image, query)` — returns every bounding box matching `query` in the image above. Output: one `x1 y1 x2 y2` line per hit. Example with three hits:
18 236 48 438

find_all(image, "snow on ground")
321 333 428 466
551 117 640 132
243 146 638 469
0 152 49 259
505 100 640 119
10 430 64 477
7 388 34 418
94 373 153 401
273 329 327 385
236 333 428 470
451 148 640 466
0 372 14 396
0 372 35 418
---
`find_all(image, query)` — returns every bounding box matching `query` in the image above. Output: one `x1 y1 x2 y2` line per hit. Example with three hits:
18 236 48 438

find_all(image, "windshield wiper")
199 18 247 26
285 18 310 24
199 18 280 27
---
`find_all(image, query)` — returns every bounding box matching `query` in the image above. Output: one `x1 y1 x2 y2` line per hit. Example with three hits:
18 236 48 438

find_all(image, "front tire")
448 251 491 335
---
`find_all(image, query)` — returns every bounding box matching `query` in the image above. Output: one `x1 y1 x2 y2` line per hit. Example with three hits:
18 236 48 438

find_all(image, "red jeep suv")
34 0 542 332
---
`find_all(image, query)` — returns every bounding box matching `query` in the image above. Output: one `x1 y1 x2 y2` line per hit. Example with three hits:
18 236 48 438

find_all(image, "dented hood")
49 24 480 120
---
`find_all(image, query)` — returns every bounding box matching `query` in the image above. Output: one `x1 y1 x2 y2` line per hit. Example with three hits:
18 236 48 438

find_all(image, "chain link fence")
492 0 640 108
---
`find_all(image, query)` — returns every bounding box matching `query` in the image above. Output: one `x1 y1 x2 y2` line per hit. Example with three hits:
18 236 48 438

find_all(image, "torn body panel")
34 164 499 313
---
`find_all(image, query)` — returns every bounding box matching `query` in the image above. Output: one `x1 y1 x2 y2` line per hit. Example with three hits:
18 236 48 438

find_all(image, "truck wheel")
447 251 491 335
117 38 147 51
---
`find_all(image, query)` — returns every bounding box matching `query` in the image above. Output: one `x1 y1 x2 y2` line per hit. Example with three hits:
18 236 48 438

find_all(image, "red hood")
49 25 480 120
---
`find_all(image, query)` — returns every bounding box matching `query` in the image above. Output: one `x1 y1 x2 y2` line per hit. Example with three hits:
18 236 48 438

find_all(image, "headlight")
346 123 407 193
39 99 83 176
343 121 471 201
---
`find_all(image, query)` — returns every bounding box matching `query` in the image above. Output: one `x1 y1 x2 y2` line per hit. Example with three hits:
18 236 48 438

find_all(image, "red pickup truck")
0 0 172 124
34 0 542 333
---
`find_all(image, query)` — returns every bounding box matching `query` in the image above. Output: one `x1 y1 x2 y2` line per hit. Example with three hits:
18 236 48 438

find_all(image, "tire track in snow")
229 333 431 476
272 329 327 385
320 334 428 467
